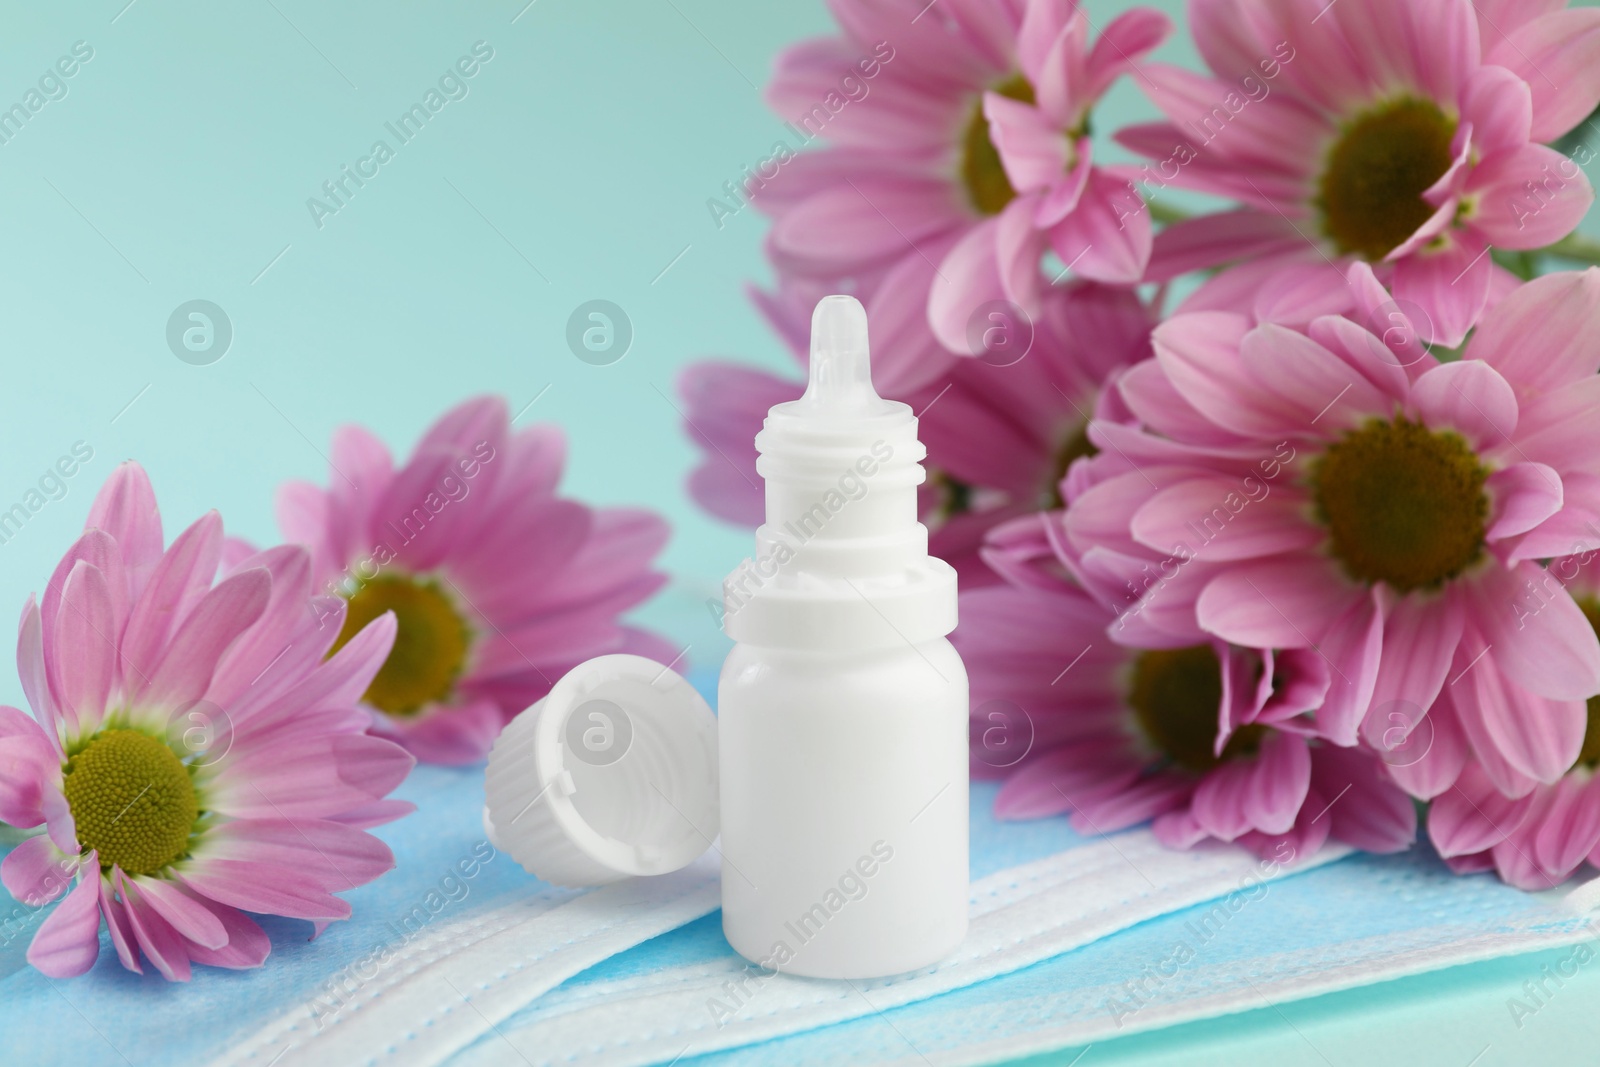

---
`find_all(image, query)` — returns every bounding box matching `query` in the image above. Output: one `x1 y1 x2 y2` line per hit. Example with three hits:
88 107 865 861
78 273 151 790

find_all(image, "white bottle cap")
482 654 719 887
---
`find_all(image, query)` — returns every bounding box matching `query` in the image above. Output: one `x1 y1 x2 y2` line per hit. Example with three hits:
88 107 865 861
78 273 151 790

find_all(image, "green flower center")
960 74 1035 216
1311 417 1488 592
331 574 471 717
1127 645 1266 772
62 730 198 875
1317 97 1458 261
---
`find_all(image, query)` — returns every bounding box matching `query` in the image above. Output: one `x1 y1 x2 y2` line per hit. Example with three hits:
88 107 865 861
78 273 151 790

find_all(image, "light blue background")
1 1 1599 1064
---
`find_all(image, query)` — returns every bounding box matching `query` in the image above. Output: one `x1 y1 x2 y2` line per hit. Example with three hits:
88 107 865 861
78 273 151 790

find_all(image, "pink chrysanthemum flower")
1125 0 1600 346
679 277 1153 586
1074 267 1600 810
760 0 1167 382
275 396 671 765
953 512 1414 857
0 463 413 980
1426 553 1600 889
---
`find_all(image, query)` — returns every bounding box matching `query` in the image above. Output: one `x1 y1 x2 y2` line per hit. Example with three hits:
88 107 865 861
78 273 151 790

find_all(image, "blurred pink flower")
1071 267 1600 807
678 277 1154 586
760 0 1167 384
953 512 1414 856
272 396 672 764
1125 0 1600 346
1 463 413 980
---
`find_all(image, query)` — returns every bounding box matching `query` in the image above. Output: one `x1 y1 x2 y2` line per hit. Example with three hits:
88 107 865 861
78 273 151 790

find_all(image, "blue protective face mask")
4 704 1594 1067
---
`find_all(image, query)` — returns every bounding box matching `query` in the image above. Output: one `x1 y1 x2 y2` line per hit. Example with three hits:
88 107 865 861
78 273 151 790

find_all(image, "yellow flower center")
331 574 471 717
1127 645 1266 772
63 729 198 875
1311 417 1488 592
960 74 1035 216
1317 97 1458 261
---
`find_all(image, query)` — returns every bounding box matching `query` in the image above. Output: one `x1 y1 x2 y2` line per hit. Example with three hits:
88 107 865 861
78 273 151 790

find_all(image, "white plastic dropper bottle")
717 294 968 979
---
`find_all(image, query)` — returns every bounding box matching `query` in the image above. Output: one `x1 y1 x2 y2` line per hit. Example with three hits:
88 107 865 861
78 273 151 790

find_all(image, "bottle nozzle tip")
802 296 883 413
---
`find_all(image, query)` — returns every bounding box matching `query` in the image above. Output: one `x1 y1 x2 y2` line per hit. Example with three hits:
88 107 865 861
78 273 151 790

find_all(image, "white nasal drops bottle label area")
717 295 969 979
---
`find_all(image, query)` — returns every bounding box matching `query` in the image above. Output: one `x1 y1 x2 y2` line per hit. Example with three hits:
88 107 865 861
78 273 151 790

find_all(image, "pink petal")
118 870 192 981
265 611 397 723
1486 463 1563 541
415 394 508 459
1461 63 1533 155
985 92 1067 194
928 212 1048 355
1251 261 1359 330
1046 167 1151 284
992 744 1143 820
1474 0 1563 38
1489 789 1566 888
1458 655 1586 787
1467 267 1600 396
1310 306 1425 401
176 859 352 923
769 175 963 273
1311 745 1417 853
1507 481 1600 562
1196 555 1364 650
17 598 64 744
1383 692 1469 799
1024 2 1088 119
274 480 331 568
1144 210 1302 283
329 797 416 831
1084 8 1172 98
1467 144 1594 250
1151 311 1291 436
1 834 73 906
178 888 270 970
133 567 271 710
374 448 481 573
40 785 77 853
211 733 413 819
1034 139 1093 226
1305 593 1382 747
323 423 395 567
1389 233 1492 349
1152 808 1211 849
1470 561 1600 702
1485 8 1600 142
205 546 314 710
1429 765 1534 857
98 876 141 973
203 818 396 893
1366 591 1462 739
766 39 950 151
26 860 102 978
1192 731 1312 839
861 239 962 394
1129 477 1322 562
52 562 116 729
40 529 128 671
132 875 228 950
1532 774 1600 878
121 511 224 692
84 462 163 602
1240 322 1388 429
0 707 60 826
1408 358 1516 449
